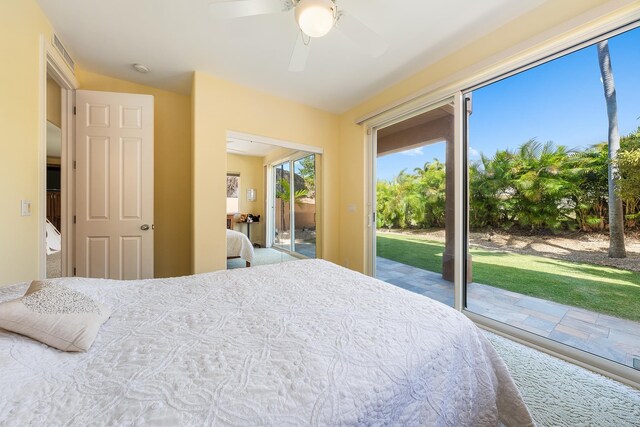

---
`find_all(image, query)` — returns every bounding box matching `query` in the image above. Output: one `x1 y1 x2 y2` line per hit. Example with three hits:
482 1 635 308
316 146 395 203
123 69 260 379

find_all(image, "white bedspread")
226 229 254 263
0 260 532 426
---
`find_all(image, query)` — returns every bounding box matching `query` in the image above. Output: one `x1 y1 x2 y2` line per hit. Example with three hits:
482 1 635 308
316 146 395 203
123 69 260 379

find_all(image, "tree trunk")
597 40 626 258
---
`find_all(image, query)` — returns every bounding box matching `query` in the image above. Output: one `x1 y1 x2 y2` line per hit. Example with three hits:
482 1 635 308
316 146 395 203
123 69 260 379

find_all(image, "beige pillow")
0 281 111 352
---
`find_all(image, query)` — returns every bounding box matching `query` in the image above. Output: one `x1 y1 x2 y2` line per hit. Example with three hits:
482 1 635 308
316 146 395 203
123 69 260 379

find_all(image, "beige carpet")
46 251 62 278
485 331 640 426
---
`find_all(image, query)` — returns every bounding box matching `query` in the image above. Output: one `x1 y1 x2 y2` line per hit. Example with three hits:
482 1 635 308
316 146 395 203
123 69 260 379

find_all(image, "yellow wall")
0 1 54 285
76 69 192 278
337 0 621 273
46 76 61 127
226 153 265 243
192 72 339 273
226 154 264 218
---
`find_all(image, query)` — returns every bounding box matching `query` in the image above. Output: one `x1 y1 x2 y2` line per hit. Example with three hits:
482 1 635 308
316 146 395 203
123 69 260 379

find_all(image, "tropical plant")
615 127 640 227
376 130 640 234
297 155 316 198
276 177 308 232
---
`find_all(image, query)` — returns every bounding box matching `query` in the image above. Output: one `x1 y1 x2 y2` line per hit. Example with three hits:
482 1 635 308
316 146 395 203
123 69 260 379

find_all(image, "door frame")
39 34 79 279
269 152 318 256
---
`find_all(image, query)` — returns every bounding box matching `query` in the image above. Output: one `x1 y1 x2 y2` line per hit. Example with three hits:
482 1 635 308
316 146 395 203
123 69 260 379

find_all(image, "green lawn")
376 233 640 322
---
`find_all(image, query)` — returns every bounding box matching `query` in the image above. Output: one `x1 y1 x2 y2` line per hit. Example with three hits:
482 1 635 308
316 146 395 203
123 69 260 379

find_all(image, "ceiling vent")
52 34 75 72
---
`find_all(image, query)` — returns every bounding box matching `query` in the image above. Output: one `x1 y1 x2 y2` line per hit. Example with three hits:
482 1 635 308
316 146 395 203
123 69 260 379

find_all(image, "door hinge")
73 267 76 276
73 215 76 224
73 106 76 115
73 160 76 169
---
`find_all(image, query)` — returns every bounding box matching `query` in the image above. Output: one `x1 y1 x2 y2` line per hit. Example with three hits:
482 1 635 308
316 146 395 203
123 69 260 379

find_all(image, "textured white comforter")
0 259 533 426
226 229 254 263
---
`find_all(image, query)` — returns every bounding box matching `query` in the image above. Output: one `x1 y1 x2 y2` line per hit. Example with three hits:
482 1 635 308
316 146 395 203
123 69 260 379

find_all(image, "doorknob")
140 224 150 231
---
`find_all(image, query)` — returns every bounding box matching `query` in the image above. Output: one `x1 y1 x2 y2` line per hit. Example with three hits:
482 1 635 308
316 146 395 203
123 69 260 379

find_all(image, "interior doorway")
40 36 79 280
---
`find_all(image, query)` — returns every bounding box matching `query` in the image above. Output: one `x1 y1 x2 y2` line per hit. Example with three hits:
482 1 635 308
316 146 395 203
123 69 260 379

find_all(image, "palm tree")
276 177 308 234
597 40 626 258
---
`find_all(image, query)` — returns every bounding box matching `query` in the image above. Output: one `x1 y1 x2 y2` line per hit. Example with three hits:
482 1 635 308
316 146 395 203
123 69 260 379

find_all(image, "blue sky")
377 26 640 181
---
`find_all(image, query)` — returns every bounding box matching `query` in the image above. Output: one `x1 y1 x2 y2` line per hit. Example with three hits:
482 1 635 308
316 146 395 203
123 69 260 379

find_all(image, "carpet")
47 251 61 278
227 248 299 269
485 331 640 426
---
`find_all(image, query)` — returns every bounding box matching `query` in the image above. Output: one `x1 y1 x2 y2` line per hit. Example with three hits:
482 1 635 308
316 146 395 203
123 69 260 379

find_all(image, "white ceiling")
37 0 546 113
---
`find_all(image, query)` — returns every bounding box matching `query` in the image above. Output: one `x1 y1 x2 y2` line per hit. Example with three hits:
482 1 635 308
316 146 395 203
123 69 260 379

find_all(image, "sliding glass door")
464 25 640 371
272 154 317 258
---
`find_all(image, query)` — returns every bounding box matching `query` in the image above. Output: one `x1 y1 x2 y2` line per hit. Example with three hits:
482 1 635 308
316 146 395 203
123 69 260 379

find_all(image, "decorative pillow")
0 281 110 352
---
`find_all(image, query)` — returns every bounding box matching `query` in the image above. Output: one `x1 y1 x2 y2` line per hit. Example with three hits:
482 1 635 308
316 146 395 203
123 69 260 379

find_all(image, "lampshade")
295 0 336 38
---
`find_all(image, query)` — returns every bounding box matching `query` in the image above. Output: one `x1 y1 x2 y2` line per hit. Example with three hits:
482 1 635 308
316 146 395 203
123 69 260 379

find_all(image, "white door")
75 90 154 279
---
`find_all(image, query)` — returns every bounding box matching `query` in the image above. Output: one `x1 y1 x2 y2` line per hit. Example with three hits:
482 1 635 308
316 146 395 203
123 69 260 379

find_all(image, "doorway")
41 41 78 279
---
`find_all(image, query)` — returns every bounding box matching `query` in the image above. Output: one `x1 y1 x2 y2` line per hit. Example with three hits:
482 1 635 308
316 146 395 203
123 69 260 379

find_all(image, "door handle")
140 224 150 231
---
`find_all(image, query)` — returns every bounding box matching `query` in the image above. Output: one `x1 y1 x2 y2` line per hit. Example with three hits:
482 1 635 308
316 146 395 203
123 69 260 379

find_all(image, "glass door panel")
293 155 316 258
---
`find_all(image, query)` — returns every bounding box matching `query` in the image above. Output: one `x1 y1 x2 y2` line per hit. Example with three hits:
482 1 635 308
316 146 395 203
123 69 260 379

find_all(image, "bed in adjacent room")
0 259 533 426
226 228 254 267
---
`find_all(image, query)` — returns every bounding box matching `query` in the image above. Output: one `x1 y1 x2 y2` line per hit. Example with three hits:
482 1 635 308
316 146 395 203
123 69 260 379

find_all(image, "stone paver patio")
376 256 640 370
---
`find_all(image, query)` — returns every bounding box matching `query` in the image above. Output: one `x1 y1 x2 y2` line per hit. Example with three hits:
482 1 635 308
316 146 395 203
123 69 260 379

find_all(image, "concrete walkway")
376 256 640 370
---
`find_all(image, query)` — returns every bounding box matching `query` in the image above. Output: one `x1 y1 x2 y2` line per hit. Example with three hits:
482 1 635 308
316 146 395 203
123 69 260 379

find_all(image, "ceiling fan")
209 0 389 72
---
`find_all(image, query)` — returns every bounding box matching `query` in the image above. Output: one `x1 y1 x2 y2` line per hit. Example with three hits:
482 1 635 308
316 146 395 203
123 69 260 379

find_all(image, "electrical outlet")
21 200 31 216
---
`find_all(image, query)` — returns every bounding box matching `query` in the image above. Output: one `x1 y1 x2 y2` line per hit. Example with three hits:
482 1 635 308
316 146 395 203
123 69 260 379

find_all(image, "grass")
376 233 640 322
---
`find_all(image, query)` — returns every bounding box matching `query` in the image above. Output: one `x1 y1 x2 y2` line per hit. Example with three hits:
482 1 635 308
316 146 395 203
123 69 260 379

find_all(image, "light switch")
347 203 356 213
21 200 31 216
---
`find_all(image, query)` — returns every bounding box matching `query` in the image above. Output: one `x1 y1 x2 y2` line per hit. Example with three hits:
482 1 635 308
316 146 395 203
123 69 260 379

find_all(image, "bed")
0 259 533 426
226 228 254 267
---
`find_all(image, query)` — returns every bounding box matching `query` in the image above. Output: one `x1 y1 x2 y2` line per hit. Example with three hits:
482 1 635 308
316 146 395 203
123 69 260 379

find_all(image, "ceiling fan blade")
288 32 311 72
335 12 389 58
209 0 291 20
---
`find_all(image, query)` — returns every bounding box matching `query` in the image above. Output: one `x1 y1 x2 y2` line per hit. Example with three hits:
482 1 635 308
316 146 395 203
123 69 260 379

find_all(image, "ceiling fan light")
295 0 335 38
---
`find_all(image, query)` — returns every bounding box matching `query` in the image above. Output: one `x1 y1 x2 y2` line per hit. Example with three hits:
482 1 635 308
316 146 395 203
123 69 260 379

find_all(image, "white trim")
365 127 376 277
356 1 640 125
40 34 79 279
227 130 324 155
39 35 46 280
46 45 79 90
453 92 464 311
265 166 274 248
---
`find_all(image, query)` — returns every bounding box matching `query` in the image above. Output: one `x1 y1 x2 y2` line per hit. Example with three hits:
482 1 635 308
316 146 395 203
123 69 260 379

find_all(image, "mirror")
225 136 321 269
